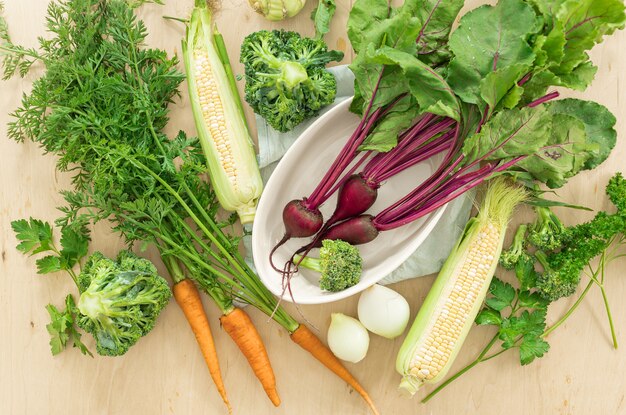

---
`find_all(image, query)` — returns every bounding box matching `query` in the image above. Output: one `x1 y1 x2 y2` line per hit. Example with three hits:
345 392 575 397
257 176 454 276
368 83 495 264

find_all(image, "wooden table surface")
1 1 625 414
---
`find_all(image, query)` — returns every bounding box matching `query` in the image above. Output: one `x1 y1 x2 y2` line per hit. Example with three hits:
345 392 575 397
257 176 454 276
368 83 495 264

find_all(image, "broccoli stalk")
76 251 171 356
294 239 362 292
499 224 530 269
240 30 344 132
528 206 569 250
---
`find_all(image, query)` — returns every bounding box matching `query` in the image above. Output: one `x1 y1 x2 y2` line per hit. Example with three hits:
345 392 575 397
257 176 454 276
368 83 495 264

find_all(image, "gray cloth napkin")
250 65 473 284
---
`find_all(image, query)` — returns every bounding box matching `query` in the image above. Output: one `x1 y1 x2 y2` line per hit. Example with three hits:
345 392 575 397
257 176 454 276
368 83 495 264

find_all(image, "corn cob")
183 1 263 224
396 178 527 395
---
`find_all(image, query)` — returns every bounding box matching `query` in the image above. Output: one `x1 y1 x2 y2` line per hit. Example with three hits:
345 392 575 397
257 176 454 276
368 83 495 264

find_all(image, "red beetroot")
313 215 379 247
328 174 378 225
269 200 323 272
282 199 324 237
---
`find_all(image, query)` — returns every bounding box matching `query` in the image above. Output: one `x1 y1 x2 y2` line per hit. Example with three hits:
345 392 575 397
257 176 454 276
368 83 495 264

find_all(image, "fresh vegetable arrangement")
1 0 377 413
1 0 625 412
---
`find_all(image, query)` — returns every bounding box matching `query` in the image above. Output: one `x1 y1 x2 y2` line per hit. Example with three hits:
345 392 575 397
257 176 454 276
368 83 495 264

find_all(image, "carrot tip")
267 390 281 407
291 324 379 415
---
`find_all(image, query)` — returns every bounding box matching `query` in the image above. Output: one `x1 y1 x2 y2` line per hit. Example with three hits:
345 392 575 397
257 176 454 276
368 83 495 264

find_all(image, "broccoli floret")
500 224 530 269
294 240 362 292
76 251 171 356
527 206 569 250
534 251 578 301
240 29 344 132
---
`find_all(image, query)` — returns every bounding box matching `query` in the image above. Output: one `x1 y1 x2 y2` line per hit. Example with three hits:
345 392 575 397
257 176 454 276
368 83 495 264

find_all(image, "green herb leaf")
46 295 92 356
0 3 40 80
518 290 549 310
532 24 566 69
405 0 465 66
519 334 549 365
348 6 420 114
347 0 391 53
476 308 503 326
59 225 90 268
520 0 625 101
349 54 410 115
311 0 336 40
36 255 63 274
515 255 538 290
515 309 547 336
498 309 547 349
11 218 55 255
479 63 530 113
498 317 518 349
554 0 625 73
485 278 516 311
348 0 462 116
526 196 592 211
46 303 70 355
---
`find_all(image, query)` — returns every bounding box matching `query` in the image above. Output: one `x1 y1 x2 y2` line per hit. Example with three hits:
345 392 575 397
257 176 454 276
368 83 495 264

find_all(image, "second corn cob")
396 178 527 395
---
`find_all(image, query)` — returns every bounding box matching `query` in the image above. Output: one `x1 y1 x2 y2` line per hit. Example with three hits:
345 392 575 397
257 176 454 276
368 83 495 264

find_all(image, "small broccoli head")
240 29 343 132
536 270 578 302
527 207 569 251
295 240 362 292
318 240 362 292
76 251 171 356
535 250 579 301
499 224 529 270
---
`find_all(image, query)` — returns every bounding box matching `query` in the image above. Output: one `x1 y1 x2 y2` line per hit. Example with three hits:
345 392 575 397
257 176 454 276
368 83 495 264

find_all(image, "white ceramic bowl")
252 99 447 304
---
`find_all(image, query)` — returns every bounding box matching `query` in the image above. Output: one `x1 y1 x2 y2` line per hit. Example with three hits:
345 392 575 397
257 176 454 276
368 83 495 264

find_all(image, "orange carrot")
173 279 232 414
291 324 379 415
220 307 281 407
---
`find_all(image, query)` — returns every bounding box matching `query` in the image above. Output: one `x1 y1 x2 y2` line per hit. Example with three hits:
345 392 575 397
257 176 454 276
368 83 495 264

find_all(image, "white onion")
357 284 410 339
327 313 370 363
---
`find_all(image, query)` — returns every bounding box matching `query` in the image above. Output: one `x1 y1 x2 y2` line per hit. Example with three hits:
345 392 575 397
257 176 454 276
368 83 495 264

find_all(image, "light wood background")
1 1 625 414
